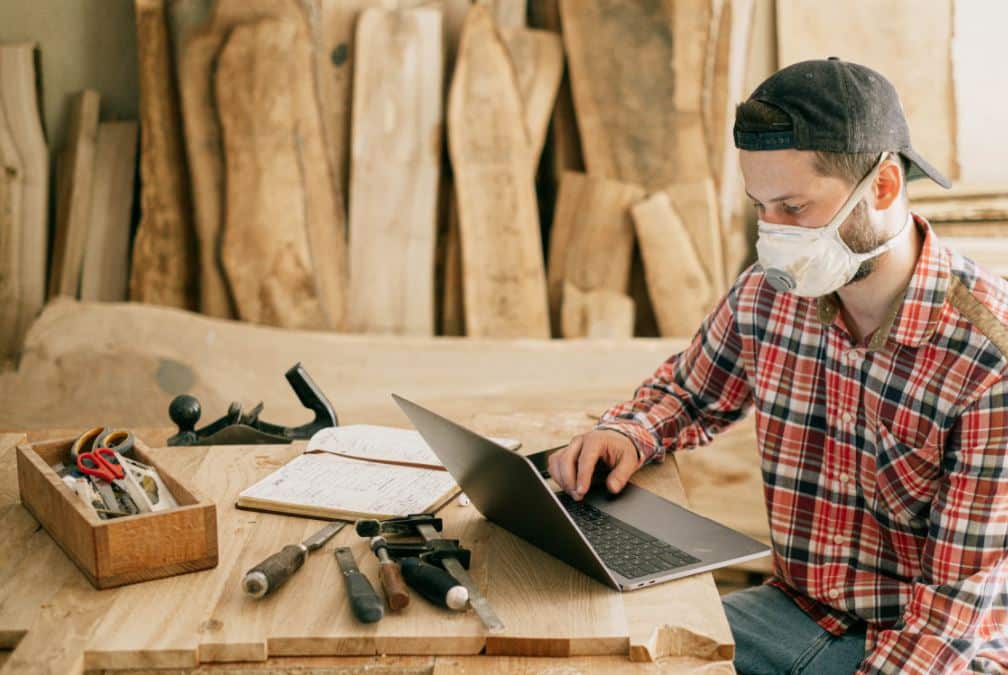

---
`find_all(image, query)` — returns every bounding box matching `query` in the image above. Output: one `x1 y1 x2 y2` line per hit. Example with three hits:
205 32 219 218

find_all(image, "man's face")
740 149 886 284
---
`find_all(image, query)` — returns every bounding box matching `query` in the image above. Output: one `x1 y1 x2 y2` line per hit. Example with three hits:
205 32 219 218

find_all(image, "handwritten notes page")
307 425 521 469
237 453 459 519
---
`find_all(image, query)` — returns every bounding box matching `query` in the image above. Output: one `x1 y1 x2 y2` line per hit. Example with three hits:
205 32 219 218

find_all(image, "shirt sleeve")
856 378 1008 675
594 274 754 465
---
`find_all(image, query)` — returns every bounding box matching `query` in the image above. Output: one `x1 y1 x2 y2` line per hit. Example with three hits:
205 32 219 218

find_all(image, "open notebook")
236 425 521 520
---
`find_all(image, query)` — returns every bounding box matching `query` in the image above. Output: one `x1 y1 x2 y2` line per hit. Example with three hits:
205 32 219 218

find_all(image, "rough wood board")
632 192 715 338
0 44 47 352
347 7 443 335
776 0 958 180
80 121 138 302
130 0 198 310
48 89 99 300
215 19 327 329
913 196 1008 223
477 0 525 28
561 283 635 339
664 171 724 295
448 5 549 338
561 0 687 191
0 99 21 361
932 221 1008 238
177 0 306 319
546 171 644 335
500 27 563 163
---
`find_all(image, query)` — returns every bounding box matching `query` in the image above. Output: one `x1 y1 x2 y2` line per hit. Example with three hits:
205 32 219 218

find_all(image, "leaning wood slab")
0 96 22 361
80 122 138 302
347 6 443 335
48 90 99 300
0 44 47 352
500 26 563 164
448 5 549 338
547 171 644 335
130 0 198 310
215 19 327 329
561 283 635 339
632 192 715 338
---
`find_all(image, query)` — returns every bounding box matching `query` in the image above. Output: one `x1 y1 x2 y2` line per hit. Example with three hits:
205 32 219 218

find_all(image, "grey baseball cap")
733 57 951 189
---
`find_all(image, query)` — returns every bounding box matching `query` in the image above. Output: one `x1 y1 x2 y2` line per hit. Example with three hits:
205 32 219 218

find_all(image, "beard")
838 200 887 285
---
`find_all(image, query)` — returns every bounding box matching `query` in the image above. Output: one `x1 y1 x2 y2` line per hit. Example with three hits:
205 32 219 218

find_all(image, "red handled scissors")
76 448 126 483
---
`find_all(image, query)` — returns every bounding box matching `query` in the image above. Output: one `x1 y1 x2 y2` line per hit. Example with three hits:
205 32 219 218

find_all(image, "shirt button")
829 588 841 599
837 473 850 484
834 534 845 545
841 412 853 425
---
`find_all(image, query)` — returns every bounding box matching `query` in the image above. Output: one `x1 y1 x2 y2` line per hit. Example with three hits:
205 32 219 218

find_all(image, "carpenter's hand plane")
167 363 338 446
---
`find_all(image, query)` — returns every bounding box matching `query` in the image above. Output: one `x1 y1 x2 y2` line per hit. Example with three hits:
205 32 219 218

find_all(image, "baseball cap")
733 57 950 189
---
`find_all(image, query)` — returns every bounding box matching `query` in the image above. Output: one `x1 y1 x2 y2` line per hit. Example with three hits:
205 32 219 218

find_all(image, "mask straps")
827 151 889 234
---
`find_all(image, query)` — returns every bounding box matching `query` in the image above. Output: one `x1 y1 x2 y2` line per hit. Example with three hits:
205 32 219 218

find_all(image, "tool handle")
343 568 384 623
379 560 411 610
243 545 307 598
400 557 469 611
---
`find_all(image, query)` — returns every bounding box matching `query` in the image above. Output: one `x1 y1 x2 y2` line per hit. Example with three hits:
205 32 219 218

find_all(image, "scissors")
70 427 135 463
76 448 143 515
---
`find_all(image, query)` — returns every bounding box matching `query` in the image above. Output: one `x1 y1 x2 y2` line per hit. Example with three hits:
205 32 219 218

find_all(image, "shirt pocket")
864 422 941 532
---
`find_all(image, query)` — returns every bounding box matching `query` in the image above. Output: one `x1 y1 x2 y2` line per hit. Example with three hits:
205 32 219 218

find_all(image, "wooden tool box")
15 436 218 589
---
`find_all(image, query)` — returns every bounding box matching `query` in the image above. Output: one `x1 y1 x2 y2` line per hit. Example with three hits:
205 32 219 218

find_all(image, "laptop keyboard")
557 492 701 580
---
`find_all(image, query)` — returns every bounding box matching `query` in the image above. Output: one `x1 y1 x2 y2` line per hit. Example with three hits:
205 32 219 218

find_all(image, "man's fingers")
606 443 639 494
550 436 583 495
575 439 602 499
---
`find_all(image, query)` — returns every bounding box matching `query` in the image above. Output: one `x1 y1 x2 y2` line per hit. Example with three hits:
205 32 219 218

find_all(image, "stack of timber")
124 0 757 340
0 44 48 362
910 182 1008 279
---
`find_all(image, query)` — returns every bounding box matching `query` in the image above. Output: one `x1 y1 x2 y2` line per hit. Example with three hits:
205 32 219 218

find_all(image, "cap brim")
901 147 952 189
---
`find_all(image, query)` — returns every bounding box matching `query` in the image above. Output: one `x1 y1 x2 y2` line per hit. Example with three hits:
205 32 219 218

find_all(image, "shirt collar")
815 214 949 350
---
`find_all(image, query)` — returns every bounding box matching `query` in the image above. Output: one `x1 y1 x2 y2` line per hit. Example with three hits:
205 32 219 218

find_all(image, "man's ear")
873 156 903 210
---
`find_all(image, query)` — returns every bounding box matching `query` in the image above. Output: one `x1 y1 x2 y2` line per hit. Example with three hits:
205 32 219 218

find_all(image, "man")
549 58 1008 674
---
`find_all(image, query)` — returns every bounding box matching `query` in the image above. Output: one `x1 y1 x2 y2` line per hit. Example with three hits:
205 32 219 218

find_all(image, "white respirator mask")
755 152 909 297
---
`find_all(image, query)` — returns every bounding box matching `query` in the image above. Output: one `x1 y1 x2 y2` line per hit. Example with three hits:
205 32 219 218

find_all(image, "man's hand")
548 429 640 501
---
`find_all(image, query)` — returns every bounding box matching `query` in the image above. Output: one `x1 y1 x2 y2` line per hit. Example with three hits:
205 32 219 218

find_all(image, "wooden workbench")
0 415 736 673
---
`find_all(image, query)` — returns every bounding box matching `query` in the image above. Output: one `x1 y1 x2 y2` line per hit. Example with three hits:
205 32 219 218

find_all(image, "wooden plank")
80 122 138 302
448 5 549 338
47 90 99 300
941 236 1008 279
477 0 525 28
776 0 958 180
559 0 679 190
500 27 563 164
0 44 48 352
561 283 635 339
665 173 724 295
632 192 715 338
434 656 735 674
176 0 305 319
913 196 1008 223
546 172 644 335
347 7 443 335
932 221 1008 238
0 99 21 361
130 0 198 310
214 19 327 329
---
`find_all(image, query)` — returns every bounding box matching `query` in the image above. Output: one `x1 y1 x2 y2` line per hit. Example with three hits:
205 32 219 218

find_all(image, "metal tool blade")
302 521 347 551
441 556 505 632
416 523 504 633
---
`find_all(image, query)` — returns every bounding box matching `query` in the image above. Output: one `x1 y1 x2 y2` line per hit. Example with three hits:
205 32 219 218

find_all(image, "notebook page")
237 453 458 518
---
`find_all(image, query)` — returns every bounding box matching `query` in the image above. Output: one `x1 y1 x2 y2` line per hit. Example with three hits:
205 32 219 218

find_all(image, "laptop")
393 394 771 591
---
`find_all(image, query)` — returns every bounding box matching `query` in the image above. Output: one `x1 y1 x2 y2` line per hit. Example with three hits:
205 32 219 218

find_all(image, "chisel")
242 521 346 598
335 546 384 623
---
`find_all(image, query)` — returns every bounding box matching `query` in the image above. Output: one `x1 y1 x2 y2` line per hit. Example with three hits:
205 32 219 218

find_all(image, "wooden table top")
0 413 736 674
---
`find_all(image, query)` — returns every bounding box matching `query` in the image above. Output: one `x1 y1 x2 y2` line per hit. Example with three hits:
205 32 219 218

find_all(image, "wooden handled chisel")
335 546 384 623
242 521 346 598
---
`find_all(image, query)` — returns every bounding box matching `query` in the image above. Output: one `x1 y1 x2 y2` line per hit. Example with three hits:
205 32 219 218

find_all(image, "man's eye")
783 203 807 214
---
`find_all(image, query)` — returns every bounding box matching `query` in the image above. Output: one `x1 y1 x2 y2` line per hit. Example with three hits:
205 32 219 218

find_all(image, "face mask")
755 153 909 297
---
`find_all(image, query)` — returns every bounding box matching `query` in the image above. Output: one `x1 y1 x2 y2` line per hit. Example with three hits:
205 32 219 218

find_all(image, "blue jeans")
723 585 867 675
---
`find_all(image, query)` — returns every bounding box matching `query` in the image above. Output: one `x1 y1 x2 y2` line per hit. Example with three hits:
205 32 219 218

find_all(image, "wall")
0 0 139 156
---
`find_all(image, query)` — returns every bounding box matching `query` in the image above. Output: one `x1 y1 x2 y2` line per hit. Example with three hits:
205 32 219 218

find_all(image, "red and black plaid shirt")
598 216 1008 673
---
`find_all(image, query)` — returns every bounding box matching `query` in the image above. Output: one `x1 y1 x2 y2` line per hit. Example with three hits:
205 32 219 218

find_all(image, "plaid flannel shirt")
597 216 1008 673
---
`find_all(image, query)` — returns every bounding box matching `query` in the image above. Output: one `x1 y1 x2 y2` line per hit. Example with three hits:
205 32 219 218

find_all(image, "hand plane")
167 362 337 446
